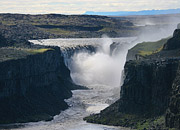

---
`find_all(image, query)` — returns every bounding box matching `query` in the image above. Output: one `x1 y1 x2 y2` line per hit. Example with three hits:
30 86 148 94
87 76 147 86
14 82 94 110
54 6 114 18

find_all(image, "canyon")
0 13 180 130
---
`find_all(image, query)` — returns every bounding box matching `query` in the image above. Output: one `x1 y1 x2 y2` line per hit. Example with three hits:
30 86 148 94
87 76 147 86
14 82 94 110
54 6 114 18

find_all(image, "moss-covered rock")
127 37 169 61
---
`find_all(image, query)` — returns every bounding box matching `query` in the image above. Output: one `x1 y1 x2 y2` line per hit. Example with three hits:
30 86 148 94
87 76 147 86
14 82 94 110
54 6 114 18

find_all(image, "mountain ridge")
85 8 180 16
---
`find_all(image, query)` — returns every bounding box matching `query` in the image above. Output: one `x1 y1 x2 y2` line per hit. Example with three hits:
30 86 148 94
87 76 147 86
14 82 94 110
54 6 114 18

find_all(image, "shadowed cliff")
0 46 83 124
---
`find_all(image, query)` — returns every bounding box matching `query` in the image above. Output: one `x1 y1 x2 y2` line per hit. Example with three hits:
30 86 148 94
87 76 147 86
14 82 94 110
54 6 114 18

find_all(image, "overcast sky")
0 0 180 14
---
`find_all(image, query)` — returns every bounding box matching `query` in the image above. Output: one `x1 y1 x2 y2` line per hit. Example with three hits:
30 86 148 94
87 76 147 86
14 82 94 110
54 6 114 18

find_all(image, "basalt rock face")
0 47 76 124
61 45 97 61
163 29 180 50
166 63 180 129
119 59 178 115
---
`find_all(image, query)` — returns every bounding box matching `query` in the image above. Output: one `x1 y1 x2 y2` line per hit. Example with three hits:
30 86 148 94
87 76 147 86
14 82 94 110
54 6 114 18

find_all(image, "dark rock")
163 29 180 50
62 45 97 60
166 63 180 129
0 46 78 124
0 34 8 47
118 60 178 115
110 42 120 56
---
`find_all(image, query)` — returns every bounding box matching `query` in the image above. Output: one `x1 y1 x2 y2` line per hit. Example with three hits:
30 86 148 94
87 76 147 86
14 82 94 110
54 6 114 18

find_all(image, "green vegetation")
1 20 16 25
85 112 169 130
98 27 112 32
25 48 54 54
138 46 163 56
135 116 166 130
84 100 171 129
85 112 142 127
41 28 72 35
130 37 170 57
0 47 54 62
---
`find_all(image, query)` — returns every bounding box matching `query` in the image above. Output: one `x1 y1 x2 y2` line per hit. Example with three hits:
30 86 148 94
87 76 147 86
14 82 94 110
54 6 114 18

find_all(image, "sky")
0 0 180 14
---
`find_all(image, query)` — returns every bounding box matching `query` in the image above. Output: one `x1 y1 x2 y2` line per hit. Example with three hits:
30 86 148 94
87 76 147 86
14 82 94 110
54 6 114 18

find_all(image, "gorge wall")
166 62 180 129
119 59 178 115
0 46 79 124
85 59 179 128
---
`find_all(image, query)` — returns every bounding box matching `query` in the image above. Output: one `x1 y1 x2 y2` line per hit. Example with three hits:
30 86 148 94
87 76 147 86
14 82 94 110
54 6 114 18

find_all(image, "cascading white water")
68 36 128 87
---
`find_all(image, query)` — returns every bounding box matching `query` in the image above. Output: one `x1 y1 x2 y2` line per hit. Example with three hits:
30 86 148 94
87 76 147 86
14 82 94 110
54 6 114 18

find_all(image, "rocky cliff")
164 29 180 129
119 59 178 115
163 28 180 50
0 46 79 124
166 63 180 129
85 28 180 129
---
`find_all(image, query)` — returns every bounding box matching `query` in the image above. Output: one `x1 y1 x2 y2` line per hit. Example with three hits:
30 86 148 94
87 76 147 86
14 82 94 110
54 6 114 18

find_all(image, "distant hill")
0 14 137 46
85 8 180 16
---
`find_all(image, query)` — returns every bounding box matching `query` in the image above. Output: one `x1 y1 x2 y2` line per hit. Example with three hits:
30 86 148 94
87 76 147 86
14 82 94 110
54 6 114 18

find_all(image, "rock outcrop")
166 62 180 129
61 45 97 61
163 29 180 50
119 59 178 115
0 46 78 124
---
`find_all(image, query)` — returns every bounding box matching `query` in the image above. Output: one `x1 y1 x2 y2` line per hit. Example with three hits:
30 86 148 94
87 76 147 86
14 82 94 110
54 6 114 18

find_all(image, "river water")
2 37 136 130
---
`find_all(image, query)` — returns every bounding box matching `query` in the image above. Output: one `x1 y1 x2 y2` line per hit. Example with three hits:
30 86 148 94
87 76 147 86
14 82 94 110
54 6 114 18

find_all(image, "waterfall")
30 37 136 88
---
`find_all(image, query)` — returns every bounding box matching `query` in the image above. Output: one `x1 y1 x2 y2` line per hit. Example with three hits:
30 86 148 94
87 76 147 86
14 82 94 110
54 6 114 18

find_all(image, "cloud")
0 0 180 14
